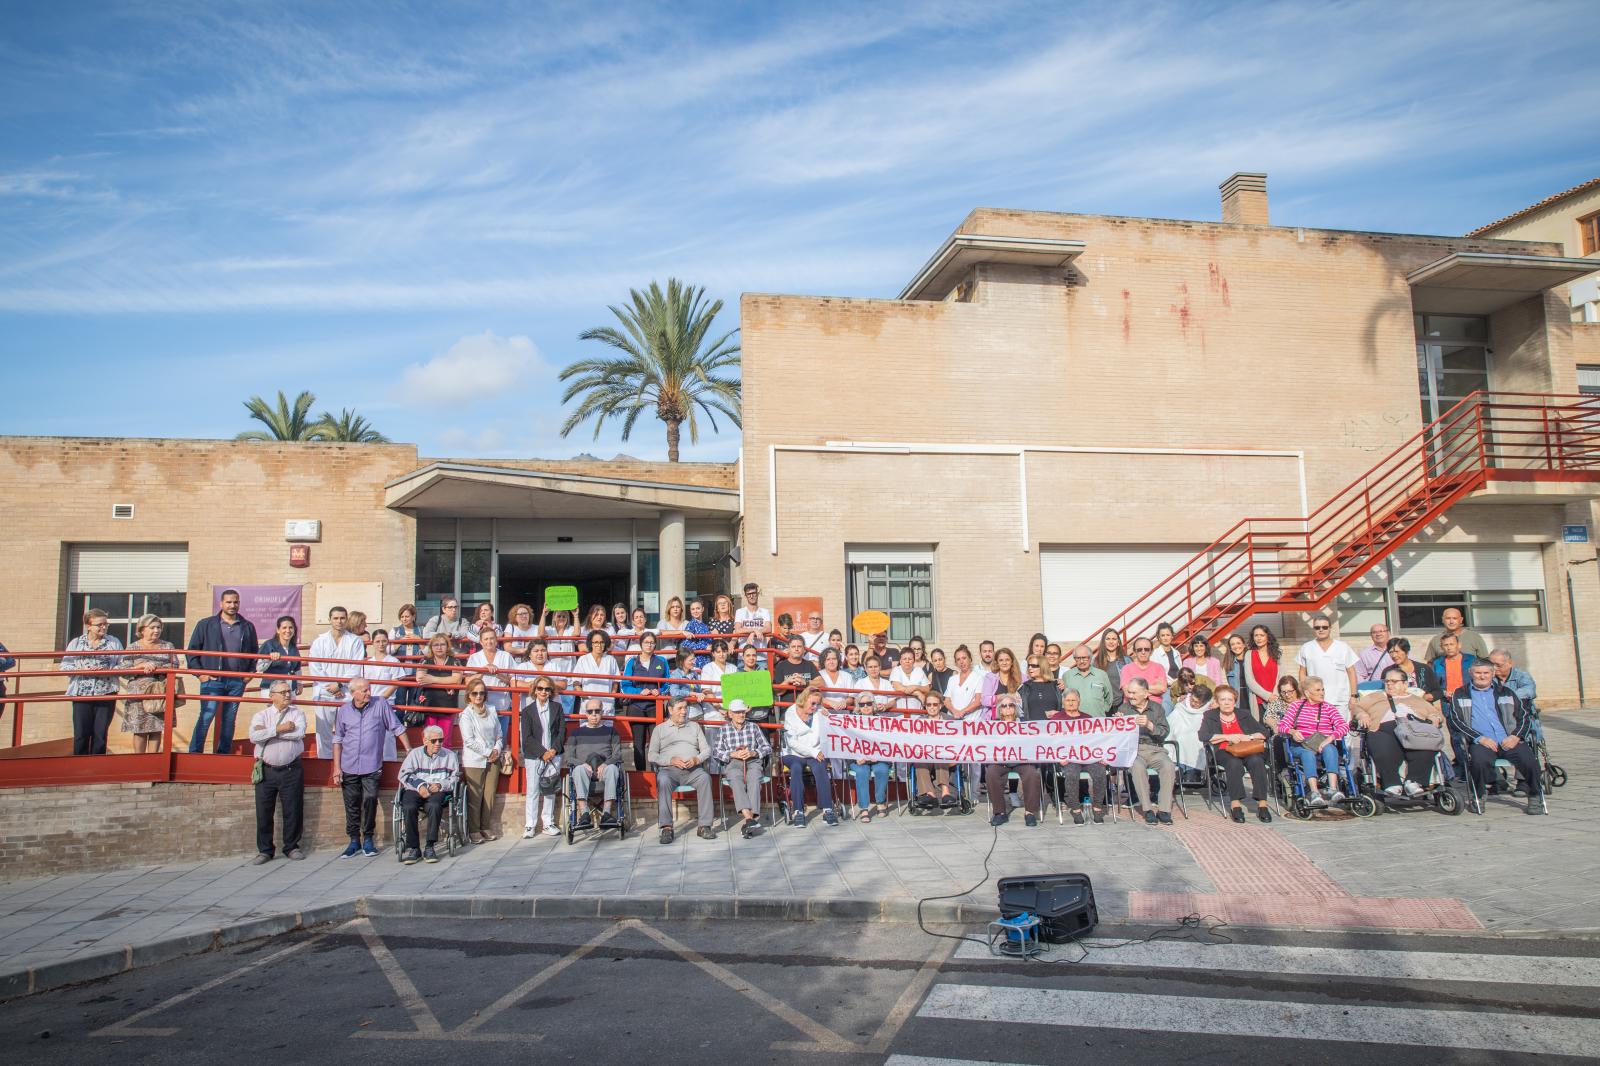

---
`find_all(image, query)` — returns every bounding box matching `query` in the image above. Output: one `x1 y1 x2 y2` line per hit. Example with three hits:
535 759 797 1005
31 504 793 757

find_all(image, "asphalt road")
3 916 1598 1065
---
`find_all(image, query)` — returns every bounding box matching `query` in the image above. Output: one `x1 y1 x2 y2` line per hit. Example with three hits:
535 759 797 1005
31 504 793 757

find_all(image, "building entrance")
497 551 632 620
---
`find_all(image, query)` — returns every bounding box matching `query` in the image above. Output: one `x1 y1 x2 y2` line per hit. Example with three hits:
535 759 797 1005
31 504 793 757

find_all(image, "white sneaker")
522 826 537 839
541 826 561 837
1403 779 1425 797
1384 784 1404 797
1305 789 1324 807
1328 790 1346 805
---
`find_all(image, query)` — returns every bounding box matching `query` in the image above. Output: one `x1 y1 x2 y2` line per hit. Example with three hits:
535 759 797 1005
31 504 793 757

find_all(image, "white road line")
919 984 1600 1057
353 917 443 1035
952 938 1600 986
884 1057 1042 1066
91 926 334 1037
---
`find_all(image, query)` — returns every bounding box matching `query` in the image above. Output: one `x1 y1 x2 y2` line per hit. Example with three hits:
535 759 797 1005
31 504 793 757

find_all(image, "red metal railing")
0 642 917 794
1084 392 1600 645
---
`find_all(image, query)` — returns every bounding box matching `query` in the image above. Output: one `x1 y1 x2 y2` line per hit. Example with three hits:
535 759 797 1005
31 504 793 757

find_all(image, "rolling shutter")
1391 547 1544 591
1041 546 1201 643
68 544 189 592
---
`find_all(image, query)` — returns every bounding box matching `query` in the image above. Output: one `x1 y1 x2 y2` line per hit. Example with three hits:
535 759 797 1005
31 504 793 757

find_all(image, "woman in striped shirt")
1275 675 1351 807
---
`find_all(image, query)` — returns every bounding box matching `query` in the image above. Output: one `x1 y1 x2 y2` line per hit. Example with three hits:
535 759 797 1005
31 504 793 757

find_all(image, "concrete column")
659 509 687 610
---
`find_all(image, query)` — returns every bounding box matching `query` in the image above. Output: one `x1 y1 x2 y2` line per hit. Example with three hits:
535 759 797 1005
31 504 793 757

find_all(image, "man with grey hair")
567 699 625 828
398 724 461 863
1488 649 1538 713
248 680 306 864
331 676 409 858
1060 645 1115 717
646 697 714 843
1118 678 1176 825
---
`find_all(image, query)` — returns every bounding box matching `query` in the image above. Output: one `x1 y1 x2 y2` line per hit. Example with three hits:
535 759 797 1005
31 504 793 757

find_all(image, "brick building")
5 172 1600 707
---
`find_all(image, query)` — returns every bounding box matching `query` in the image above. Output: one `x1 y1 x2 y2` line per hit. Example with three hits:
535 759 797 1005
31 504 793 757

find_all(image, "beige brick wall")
1 438 419 742
0 781 523 878
741 210 1589 699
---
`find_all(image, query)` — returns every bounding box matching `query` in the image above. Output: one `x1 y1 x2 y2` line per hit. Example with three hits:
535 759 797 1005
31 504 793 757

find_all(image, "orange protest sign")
852 610 890 636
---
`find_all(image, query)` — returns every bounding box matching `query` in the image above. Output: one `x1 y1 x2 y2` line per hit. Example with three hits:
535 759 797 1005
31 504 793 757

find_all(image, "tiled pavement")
1 709 1594 989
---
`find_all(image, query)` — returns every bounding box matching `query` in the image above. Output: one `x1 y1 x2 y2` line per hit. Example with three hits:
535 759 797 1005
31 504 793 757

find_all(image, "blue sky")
3 1 1597 461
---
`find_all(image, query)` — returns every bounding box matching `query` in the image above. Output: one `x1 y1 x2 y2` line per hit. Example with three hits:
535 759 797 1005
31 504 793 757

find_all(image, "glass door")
1416 314 1490 474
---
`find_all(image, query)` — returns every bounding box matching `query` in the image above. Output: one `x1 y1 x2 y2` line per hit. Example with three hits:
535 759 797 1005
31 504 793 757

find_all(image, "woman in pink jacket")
1275 675 1350 807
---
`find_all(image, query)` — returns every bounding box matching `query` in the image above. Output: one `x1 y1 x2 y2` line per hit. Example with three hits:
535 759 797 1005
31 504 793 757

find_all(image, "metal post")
162 669 177 776
1569 559 1595 706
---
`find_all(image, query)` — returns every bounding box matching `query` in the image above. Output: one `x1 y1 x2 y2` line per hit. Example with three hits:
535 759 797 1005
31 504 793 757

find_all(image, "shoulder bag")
1224 737 1265 758
1394 715 1446 751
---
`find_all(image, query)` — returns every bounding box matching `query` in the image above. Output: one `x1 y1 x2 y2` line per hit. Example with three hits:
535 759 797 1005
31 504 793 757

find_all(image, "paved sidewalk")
2 709 1593 995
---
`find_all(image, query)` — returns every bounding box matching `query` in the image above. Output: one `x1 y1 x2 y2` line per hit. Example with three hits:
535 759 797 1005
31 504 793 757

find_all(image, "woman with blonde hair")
122 613 176 753
708 593 736 642
661 595 686 640
458 677 506 843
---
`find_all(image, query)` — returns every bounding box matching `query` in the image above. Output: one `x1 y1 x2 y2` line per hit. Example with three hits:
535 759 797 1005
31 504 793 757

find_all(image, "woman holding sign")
781 684 839 828
984 695 1044 827
1202 684 1273 823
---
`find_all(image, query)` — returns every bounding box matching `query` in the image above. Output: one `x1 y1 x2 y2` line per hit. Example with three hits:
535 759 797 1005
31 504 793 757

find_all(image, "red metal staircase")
1085 393 1600 644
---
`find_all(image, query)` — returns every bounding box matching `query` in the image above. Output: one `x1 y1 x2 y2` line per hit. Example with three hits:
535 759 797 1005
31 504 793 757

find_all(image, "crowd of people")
44 584 1554 862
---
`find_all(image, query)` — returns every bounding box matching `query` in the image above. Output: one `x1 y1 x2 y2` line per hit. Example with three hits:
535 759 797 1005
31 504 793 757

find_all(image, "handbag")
402 709 429 728
499 749 516 775
1224 737 1265 758
1394 715 1446 751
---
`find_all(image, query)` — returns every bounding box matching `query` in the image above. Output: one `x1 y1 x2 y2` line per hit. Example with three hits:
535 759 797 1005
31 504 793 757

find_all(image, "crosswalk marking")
918 984 1600 1057
889 1049 1036 1056
951 937 1600 986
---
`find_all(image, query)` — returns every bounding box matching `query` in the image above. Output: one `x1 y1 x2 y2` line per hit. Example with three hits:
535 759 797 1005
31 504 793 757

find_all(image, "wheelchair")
564 761 632 844
1272 736 1379 819
905 763 976 816
1354 731 1461 817
391 786 468 859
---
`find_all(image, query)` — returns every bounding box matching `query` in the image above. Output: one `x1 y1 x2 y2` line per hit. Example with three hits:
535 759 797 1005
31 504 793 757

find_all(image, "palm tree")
558 279 741 461
236 390 322 441
314 408 389 443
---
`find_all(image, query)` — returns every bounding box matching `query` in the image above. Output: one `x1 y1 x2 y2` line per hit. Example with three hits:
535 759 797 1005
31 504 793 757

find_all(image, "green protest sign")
544 585 579 612
719 669 774 708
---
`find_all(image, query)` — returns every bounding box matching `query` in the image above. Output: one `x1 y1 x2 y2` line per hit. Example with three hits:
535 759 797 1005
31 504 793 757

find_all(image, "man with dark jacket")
520 679 567 837
185 589 260 753
1118 678 1176 825
1445 661 1542 815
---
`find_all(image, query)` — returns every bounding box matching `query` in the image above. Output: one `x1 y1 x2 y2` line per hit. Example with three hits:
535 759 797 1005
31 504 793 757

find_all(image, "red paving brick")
1155 808 1481 929
1129 891 1482 930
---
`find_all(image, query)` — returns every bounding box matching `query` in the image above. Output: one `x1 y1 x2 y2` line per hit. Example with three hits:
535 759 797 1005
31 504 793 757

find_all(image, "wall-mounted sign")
1563 524 1590 544
284 519 322 542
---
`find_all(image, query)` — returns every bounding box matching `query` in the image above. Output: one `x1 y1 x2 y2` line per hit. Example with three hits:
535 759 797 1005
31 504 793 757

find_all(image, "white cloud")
395 331 542 406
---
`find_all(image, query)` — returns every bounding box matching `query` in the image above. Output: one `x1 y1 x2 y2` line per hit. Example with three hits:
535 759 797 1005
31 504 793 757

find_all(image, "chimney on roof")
1220 172 1269 225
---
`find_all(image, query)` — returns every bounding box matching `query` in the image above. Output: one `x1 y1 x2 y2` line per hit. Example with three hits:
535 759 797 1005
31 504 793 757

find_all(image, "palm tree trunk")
665 418 681 462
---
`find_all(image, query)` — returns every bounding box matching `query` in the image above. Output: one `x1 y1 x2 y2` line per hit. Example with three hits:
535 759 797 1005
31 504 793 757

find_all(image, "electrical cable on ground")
915 821 1001 949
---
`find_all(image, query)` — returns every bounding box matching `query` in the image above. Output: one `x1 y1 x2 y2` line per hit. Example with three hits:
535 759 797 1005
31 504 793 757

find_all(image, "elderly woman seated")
984 695 1043 828
1051 689 1108 824
1354 666 1450 797
568 698 625 827
1201 684 1272 824
398 725 460 864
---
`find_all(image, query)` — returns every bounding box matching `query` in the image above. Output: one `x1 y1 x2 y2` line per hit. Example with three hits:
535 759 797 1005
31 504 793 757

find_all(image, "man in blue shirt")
1446 661 1542 814
331 677 411 855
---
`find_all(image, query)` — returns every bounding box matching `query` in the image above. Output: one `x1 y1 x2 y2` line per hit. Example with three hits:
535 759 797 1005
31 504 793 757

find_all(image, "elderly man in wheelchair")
568 698 626 830
398 724 461 864
1445 660 1545 816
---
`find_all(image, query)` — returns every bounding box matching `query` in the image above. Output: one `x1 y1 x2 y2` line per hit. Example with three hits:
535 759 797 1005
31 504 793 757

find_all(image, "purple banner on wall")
213 585 304 637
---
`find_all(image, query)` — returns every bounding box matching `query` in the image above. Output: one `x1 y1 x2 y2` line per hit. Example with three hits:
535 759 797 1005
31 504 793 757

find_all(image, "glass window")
68 592 187 647
1417 315 1488 342
1333 588 1388 633
1578 365 1600 397
685 541 729 602
415 540 455 602
460 545 491 598
848 560 934 642
1397 589 1545 632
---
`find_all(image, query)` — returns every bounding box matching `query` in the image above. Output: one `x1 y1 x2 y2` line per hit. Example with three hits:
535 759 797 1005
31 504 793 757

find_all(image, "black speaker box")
996 873 1097 942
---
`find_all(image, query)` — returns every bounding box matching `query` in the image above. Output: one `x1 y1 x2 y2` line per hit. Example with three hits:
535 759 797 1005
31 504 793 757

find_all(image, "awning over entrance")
385 462 740 519
1408 251 1597 314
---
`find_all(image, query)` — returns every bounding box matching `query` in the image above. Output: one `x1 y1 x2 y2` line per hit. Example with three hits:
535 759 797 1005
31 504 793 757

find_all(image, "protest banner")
214 584 302 634
817 713 1140 767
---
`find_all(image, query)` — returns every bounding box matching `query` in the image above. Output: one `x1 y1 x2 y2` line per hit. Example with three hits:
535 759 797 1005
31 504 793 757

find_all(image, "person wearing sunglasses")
1020 657 1063 720
398 724 461 865
520 678 567 838
984 696 1043 827
1295 615 1359 720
